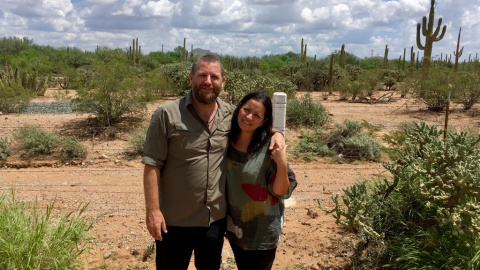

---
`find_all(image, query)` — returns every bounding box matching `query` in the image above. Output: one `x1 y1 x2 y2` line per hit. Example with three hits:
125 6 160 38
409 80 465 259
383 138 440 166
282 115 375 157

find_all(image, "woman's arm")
270 145 290 196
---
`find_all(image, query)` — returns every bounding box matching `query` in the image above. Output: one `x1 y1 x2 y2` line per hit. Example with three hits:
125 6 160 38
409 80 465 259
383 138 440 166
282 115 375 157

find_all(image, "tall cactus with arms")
416 0 447 77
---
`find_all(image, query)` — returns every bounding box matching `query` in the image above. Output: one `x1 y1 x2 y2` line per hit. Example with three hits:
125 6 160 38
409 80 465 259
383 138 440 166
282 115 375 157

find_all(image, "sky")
1 0 480 61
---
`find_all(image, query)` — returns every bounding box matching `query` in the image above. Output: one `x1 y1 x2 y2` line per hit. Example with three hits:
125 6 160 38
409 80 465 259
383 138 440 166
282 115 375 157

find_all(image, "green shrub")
58 137 88 160
0 190 92 269
14 126 61 157
0 78 31 113
286 93 330 128
294 120 381 162
0 137 11 160
13 126 87 160
74 62 147 127
320 122 480 269
158 62 191 95
224 70 255 104
294 129 322 161
129 127 148 155
452 71 480 110
413 67 452 111
337 133 381 161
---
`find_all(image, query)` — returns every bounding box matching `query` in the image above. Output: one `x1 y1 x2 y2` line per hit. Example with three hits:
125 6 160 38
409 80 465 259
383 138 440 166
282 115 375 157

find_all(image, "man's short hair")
191 54 224 76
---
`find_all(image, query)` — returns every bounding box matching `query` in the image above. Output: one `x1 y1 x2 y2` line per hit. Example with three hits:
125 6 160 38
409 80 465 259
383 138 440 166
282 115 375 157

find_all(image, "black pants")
155 218 226 270
230 241 277 270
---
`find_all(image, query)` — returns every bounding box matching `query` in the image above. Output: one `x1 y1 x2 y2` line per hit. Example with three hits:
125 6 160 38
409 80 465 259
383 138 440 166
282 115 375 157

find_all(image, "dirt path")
1 90 479 269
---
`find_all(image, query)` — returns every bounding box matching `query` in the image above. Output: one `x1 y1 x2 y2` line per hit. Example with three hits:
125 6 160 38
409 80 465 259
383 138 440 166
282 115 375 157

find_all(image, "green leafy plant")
13 126 87 160
129 127 148 155
58 137 88 160
294 119 381 162
0 76 31 113
0 136 11 160
14 126 61 157
0 190 92 269
320 122 480 269
74 62 147 127
286 93 330 128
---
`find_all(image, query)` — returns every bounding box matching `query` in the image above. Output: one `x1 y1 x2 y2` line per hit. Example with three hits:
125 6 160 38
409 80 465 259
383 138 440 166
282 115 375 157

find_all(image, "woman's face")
237 99 267 133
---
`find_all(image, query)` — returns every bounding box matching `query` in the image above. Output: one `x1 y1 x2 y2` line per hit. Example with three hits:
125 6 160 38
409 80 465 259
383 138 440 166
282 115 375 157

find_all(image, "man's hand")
269 131 285 151
143 164 167 240
146 209 168 241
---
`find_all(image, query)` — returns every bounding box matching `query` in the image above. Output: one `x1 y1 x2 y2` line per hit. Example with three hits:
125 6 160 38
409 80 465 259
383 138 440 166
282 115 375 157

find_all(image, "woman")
226 91 297 270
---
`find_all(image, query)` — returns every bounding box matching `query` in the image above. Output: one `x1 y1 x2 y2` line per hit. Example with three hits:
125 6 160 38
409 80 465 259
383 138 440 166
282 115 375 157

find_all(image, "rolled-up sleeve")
142 108 168 169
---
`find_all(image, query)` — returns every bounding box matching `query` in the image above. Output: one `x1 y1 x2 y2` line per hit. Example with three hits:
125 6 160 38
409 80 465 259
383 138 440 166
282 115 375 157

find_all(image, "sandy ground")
1 89 480 269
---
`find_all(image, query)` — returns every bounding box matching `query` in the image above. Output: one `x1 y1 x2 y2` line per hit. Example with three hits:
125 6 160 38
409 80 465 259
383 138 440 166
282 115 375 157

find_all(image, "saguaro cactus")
339 44 345 68
130 38 141 67
300 38 304 61
300 38 307 63
410 46 416 70
329 53 334 94
416 0 447 77
383 45 389 68
453 27 463 72
183 38 187 61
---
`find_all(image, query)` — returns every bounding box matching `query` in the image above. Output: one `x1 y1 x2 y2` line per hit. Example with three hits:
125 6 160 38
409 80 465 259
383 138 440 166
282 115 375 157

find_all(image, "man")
142 54 284 270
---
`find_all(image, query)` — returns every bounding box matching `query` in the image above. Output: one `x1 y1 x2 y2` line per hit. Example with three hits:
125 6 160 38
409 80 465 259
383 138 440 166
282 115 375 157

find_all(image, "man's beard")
192 85 220 104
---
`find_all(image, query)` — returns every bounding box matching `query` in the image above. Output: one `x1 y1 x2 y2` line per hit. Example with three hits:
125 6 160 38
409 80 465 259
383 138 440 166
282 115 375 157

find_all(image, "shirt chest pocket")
210 121 230 154
169 123 204 157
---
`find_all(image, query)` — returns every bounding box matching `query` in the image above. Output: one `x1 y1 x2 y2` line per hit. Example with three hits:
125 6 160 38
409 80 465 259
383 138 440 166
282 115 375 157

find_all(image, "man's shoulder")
152 97 184 114
217 97 235 112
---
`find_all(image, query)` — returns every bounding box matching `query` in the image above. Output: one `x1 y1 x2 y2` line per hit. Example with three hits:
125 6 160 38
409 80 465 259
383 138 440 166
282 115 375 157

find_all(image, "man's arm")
269 130 285 151
143 164 167 240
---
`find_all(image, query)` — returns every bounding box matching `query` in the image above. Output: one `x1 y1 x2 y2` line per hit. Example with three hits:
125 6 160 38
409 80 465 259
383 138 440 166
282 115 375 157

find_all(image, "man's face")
189 61 225 104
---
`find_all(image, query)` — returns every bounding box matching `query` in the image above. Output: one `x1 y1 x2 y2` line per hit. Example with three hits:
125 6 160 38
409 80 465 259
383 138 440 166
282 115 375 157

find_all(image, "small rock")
99 154 109 159
131 249 140 256
307 209 318 219
103 252 112 259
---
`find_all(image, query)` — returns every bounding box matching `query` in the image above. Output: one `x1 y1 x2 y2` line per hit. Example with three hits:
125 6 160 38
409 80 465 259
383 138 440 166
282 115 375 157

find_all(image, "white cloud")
41 0 74 17
199 0 224 16
0 0 478 59
139 0 177 17
86 0 118 4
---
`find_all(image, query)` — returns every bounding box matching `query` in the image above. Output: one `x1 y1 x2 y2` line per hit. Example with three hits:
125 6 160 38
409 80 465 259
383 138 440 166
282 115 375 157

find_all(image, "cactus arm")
433 25 447 41
422 16 428 36
433 18 442 37
417 24 426 50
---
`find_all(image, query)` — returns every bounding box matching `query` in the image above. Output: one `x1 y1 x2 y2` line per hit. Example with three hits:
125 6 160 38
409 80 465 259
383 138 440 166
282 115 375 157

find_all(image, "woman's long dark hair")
229 91 273 153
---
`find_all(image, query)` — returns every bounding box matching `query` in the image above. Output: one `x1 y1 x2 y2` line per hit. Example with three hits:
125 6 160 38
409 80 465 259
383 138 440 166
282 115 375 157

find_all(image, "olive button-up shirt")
142 91 234 227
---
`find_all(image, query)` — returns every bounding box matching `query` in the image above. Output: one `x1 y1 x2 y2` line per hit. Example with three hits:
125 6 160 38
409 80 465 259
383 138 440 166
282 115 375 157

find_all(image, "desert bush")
300 62 330 92
0 190 92 269
0 137 10 160
320 122 480 269
74 62 147 127
271 79 297 99
14 126 87 160
129 127 148 155
413 67 452 111
142 69 175 100
286 93 330 128
223 70 255 103
0 77 31 113
14 126 61 157
336 133 381 160
159 62 191 95
452 71 480 110
58 137 88 160
294 119 381 162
